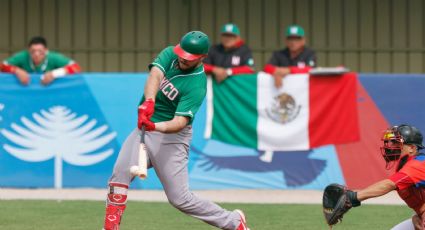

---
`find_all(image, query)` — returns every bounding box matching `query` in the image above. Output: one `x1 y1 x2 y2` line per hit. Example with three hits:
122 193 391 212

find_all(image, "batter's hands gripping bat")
130 125 148 179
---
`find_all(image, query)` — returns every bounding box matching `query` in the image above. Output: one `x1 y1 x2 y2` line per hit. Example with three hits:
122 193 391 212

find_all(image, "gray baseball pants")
108 127 241 229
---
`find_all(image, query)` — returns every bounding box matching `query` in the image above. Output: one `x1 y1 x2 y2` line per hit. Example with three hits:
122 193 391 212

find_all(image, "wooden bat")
130 125 148 179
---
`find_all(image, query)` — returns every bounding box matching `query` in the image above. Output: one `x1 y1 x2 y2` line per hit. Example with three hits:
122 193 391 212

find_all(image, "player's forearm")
49 63 82 78
263 65 290 76
288 66 312 74
144 67 164 100
275 67 291 75
357 179 396 201
155 116 189 133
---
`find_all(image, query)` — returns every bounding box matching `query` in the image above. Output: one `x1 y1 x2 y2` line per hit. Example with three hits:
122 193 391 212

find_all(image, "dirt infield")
0 188 404 205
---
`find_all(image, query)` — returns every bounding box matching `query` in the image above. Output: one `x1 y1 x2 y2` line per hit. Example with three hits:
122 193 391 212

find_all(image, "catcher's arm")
357 179 396 201
322 184 361 226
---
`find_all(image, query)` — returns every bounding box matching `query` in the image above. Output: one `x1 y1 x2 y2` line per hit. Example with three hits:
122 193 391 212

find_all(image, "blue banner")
0 73 424 189
0 74 146 188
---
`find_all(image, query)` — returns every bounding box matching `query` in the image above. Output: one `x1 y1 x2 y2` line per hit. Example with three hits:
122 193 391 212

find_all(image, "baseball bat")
130 125 148 179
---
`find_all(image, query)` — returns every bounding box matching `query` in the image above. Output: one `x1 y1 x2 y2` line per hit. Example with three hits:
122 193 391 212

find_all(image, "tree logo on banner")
1 106 116 188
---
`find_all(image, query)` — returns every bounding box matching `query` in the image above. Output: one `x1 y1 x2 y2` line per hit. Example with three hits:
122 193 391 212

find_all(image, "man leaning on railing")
0 36 81 86
263 25 316 88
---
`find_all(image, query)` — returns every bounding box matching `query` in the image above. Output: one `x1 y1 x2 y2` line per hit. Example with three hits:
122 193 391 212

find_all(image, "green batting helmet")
174 31 210 61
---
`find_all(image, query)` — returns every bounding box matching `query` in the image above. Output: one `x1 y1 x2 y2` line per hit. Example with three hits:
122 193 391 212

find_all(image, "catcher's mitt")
322 183 361 226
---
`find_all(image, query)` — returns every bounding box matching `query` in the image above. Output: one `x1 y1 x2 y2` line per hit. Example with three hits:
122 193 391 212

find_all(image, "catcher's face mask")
381 127 404 169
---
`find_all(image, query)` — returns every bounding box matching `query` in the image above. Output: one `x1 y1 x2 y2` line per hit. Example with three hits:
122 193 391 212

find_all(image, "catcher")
323 124 425 230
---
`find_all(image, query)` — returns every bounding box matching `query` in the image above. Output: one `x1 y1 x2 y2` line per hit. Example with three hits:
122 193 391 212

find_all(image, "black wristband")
347 190 361 207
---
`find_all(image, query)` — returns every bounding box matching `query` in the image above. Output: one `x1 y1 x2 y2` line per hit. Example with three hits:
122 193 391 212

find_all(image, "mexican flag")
204 72 359 151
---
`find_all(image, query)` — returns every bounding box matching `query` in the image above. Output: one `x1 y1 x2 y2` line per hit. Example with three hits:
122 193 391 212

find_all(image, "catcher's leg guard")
103 183 128 230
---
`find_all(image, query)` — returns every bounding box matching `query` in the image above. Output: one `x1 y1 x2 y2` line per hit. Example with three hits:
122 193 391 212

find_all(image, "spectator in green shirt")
0 36 81 86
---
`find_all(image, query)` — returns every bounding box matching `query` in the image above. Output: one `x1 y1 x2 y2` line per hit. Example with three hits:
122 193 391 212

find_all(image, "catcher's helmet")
173 31 210 61
398 124 424 149
381 124 424 165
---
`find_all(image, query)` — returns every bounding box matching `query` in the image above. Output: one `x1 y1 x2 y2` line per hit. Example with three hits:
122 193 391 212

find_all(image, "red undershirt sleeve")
63 62 81 74
0 63 17 73
229 65 255 75
263 64 276 75
203 63 214 74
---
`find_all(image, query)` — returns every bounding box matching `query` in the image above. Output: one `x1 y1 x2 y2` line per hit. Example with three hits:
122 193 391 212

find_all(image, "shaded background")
0 0 424 73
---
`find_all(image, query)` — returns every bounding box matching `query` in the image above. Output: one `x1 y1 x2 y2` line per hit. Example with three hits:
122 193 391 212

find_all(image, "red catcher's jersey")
389 154 425 214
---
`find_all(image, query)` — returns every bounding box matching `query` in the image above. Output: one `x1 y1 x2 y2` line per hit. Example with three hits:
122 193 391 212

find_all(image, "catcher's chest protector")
398 187 425 214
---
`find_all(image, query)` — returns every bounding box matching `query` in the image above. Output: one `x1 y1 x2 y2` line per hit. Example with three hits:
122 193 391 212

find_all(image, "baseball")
130 166 140 175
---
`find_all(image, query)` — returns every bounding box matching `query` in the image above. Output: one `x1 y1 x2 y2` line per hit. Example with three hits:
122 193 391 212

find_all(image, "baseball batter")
102 31 249 230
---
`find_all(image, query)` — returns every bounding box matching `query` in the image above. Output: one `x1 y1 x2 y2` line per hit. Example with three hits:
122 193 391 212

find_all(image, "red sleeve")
399 160 425 184
263 64 276 75
203 63 214 74
263 65 312 75
64 63 81 74
0 63 17 73
389 172 415 190
229 65 255 75
289 66 312 74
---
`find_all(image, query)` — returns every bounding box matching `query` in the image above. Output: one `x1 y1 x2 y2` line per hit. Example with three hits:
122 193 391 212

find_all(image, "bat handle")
140 125 146 143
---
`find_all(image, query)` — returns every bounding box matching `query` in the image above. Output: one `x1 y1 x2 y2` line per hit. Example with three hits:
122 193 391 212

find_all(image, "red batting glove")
138 99 155 119
138 115 155 131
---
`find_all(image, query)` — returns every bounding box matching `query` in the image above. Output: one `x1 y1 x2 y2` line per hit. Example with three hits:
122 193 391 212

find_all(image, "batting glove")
138 99 155 119
138 114 155 131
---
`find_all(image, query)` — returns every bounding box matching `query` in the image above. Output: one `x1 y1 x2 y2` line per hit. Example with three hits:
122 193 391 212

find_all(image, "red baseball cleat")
235 209 250 230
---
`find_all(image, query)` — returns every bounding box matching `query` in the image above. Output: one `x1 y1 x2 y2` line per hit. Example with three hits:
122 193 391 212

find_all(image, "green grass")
0 200 412 230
